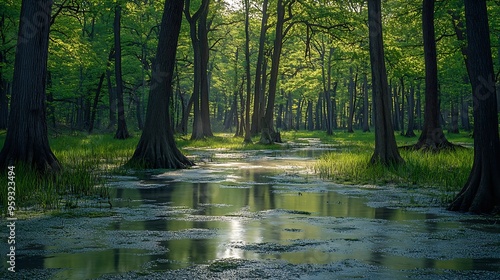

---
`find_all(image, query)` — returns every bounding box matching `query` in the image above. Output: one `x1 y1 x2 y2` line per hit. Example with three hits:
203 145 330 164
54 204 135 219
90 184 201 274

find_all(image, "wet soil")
2 138 500 279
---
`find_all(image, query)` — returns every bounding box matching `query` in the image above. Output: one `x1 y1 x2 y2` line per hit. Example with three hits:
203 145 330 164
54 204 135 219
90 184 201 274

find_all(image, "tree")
367 0 404 166
411 0 453 151
0 11 9 130
0 0 60 172
260 0 288 144
250 0 269 136
185 0 212 140
448 0 500 214
243 0 252 143
113 4 130 139
127 0 193 169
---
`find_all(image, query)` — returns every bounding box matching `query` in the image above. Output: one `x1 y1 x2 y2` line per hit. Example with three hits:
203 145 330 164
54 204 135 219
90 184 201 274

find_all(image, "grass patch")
0 129 474 213
0 132 138 215
315 148 473 203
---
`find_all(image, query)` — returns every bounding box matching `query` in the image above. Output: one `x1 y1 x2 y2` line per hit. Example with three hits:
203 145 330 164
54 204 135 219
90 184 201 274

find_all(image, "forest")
0 0 500 278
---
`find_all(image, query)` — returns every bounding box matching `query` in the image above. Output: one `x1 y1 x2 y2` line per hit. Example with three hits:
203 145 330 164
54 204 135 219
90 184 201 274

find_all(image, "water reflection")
15 148 500 278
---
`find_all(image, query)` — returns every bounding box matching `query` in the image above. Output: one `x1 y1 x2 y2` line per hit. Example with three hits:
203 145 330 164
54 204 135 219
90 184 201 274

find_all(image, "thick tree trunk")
251 0 269 136
199 2 213 138
113 5 130 139
412 0 453 151
0 0 60 172
260 0 285 144
128 0 193 169
185 0 210 140
368 0 404 166
449 0 500 214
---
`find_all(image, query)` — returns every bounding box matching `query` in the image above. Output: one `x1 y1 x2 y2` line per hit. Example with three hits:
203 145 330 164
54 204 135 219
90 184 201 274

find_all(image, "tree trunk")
448 101 459 134
260 0 285 144
128 0 193 169
243 0 252 143
392 84 400 131
400 77 405 135
362 73 370 132
88 73 105 133
405 83 416 137
199 2 213 138
368 0 404 166
89 49 114 134
186 0 210 140
251 0 269 136
412 0 453 151
347 67 357 133
460 96 470 131
106 68 116 130
306 100 314 130
448 0 500 214
0 0 60 172
0 15 7 130
46 72 56 128
113 5 130 139
0 48 8 130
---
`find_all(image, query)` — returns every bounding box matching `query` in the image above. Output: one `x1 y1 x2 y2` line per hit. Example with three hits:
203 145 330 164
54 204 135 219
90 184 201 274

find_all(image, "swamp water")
3 141 500 279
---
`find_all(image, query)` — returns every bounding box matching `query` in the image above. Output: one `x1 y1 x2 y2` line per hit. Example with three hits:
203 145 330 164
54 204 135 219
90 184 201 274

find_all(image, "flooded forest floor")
2 138 500 279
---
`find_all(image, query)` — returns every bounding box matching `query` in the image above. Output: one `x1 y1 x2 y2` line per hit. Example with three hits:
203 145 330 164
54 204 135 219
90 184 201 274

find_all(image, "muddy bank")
1 143 499 279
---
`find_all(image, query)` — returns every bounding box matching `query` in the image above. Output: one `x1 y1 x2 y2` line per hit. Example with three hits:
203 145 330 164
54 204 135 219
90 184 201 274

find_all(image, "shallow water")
6 143 500 279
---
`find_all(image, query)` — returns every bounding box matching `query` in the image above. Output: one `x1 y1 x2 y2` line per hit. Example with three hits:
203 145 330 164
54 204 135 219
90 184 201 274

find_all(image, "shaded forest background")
1 0 499 137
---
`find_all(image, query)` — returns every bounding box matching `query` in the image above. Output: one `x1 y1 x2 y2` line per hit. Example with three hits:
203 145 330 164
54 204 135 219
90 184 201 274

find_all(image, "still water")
11 145 500 279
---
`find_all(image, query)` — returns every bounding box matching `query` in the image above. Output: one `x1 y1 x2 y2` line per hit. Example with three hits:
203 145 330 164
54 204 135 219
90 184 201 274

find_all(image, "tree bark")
448 101 459 134
460 96 470 131
127 0 193 169
347 67 357 133
243 0 252 143
448 0 500 214
405 83 416 137
362 73 370 132
198 2 213 138
411 0 453 151
106 68 116 130
368 0 404 166
185 0 211 140
113 5 130 139
0 14 7 130
0 72 8 130
259 0 285 144
0 0 60 172
251 0 269 136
